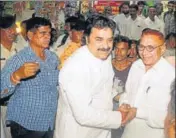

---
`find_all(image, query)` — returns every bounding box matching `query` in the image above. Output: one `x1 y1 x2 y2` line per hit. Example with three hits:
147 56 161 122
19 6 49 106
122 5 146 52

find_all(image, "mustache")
98 48 111 52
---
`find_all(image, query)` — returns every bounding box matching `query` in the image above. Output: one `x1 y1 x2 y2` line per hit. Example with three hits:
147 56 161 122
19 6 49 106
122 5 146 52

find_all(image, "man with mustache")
1 17 59 138
119 29 175 138
0 14 18 138
54 15 127 138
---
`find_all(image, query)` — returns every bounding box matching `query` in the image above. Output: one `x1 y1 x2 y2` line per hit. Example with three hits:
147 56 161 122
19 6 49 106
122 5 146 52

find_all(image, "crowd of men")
0 1 175 138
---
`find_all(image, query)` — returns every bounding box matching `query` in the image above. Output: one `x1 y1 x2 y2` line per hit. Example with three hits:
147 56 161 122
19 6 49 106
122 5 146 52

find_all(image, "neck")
1 39 13 51
30 43 46 60
115 58 128 64
145 65 152 72
149 16 155 22
125 14 129 18
131 15 137 20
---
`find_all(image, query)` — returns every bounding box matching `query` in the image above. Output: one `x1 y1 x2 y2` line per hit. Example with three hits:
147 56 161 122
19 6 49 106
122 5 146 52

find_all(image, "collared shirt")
113 14 130 37
54 46 122 138
145 17 164 35
0 44 17 70
1 46 59 131
15 34 28 51
127 16 147 40
164 12 176 36
120 58 175 138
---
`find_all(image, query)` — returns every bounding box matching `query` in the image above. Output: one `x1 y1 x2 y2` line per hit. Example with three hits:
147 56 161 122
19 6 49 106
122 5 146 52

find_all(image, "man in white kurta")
54 15 123 138
120 29 175 138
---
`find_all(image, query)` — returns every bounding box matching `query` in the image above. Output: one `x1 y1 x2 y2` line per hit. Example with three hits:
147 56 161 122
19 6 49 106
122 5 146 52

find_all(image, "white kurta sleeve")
60 65 122 129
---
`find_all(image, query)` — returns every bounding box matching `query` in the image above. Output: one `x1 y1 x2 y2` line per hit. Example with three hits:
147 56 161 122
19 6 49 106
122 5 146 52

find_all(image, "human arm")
60 65 122 129
1 56 40 98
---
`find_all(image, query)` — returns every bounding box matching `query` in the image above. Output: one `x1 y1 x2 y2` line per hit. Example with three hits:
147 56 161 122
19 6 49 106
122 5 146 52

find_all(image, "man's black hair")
26 17 51 32
0 14 16 29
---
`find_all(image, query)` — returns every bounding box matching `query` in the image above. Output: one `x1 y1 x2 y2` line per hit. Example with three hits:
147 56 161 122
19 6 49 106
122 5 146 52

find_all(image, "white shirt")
54 46 122 138
113 14 130 37
0 44 17 70
120 58 175 138
145 17 164 35
127 16 147 40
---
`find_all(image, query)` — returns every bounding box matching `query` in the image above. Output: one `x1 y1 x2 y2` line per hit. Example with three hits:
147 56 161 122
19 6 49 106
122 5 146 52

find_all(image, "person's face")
71 30 84 43
139 34 165 70
64 23 71 32
115 42 129 61
156 4 163 15
168 3 174 12
148 8 156 18
1 24 17 43
166 36 176 48
164 103 175 138
122 5 129 15
138 4 144 12
130 8 137 17
105 7 112 15
29 25 51 49
130 43 137 57
87 27 113 60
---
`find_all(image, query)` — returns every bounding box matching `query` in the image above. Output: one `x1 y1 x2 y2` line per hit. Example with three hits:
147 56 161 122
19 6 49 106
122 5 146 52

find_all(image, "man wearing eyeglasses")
119 29 175 138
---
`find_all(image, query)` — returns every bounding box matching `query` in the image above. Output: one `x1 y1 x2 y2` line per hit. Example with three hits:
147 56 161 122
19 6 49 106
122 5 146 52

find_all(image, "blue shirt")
1 46 59 131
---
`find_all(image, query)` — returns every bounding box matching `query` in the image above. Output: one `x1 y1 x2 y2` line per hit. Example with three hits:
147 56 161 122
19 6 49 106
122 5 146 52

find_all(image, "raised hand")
11 62 40 84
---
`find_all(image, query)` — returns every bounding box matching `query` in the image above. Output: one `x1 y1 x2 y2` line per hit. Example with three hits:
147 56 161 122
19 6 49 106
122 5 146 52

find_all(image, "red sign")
93 1 123 15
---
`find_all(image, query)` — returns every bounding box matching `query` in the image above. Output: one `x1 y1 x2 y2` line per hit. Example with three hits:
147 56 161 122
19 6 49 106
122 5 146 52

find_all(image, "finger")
24 62 40 68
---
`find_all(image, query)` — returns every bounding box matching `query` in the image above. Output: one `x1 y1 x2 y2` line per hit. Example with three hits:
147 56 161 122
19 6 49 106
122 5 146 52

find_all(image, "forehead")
130 8 137 11
90 27 113 38
116 42 129 48
149 7 156 11
140 34 163 45
36 25 51 31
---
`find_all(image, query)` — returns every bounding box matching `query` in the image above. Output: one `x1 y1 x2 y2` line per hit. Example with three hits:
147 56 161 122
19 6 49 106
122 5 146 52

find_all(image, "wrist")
119 110 126 122
11 72 21 85
13 72 21 81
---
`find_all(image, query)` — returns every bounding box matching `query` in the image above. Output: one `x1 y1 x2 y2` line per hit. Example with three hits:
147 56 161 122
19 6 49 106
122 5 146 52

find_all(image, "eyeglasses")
138 43 164 52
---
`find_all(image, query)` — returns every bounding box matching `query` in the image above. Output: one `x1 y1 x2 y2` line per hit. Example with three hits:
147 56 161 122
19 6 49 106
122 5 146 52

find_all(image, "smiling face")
139 34 165 70
87 27 113 60
29 25 51 49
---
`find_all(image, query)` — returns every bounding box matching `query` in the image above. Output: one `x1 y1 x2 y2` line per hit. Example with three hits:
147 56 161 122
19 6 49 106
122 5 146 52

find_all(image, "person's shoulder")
46 48 58 60
15 46 29 57
60 46 88 70
131 59 143 68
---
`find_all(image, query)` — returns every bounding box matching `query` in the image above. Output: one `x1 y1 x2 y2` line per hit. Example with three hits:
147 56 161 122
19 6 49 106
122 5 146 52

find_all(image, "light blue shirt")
1 46 59 131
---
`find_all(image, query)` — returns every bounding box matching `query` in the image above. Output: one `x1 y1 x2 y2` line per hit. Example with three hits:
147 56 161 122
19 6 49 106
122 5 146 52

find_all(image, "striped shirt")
1 46 59 131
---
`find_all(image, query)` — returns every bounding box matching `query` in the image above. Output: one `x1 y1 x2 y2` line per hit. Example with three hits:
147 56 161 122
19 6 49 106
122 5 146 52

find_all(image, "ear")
127 49 131 55
160 43 166 55
85 36 89 45
27 31 33 41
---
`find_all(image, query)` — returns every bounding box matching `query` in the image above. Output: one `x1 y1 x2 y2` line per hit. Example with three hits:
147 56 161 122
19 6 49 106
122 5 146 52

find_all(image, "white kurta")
144 17 164 35
120 58 175 138
54 46 122 138
126 16 147 40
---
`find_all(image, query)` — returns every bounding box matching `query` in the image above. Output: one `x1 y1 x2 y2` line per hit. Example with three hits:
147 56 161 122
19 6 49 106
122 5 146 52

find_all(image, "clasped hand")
118 103 137 126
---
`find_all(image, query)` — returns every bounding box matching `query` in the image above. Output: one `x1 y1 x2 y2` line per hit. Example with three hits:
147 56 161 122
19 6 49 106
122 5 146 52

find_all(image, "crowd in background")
0 1 176 138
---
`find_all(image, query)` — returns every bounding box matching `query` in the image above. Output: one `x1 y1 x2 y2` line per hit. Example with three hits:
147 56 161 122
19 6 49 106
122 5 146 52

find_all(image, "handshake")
118 104 137 126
